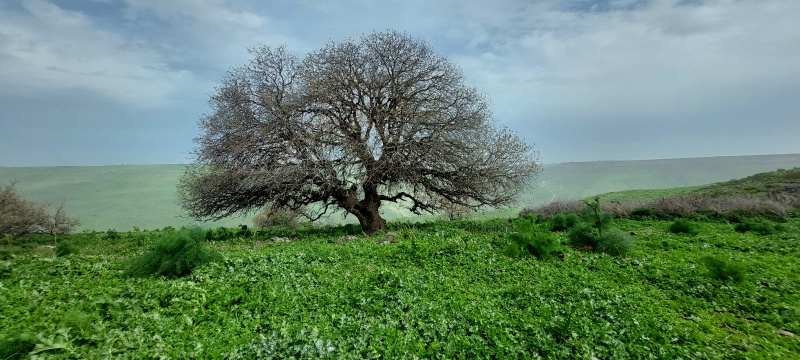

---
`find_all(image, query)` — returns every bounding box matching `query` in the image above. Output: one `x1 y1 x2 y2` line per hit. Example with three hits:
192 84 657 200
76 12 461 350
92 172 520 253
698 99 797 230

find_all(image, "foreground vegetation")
1 213 798 358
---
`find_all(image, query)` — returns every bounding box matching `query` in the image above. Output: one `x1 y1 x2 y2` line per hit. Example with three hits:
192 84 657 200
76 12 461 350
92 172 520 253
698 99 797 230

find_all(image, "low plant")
60 308 98 343
548 213 580 232
582 197 615 238
55 241 79 257
701 255 747 282
104 229 121 240
668 218 699 235
567 223 599 248
596 229 635 256
206 227 235 241
126 227 222 278
733 218 784 235
630 207 655 220
236 224 252 238
0 335 36 360
503 232 560 259
502 216 560 259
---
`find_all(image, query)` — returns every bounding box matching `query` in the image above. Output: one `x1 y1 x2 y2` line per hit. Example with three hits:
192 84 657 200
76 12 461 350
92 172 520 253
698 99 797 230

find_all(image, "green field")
1 154 799 231
1 217 798 358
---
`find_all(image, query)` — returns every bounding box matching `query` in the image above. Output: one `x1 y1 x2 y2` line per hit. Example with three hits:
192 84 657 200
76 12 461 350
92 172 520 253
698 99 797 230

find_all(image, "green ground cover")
1 216 798 358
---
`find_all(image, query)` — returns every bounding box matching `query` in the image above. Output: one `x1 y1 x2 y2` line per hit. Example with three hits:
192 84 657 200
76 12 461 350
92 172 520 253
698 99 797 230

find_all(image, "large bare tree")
179 30 541 234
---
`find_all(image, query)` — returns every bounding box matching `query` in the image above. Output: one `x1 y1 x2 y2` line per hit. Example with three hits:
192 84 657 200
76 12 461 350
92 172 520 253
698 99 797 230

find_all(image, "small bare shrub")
0 183 79 242
517 207 538 219
649 196 703 218
253 207 300 228
782 170 800 180
441 200 474 221
530 200 584 219
0 182 50 238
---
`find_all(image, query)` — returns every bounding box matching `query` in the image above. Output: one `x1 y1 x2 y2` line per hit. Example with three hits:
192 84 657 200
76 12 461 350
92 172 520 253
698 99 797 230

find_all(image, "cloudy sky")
1 0 798 166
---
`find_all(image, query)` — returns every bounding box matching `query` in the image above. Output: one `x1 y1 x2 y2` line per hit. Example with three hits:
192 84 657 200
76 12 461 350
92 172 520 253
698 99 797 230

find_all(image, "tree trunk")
356 200 386 234
346 184 386 235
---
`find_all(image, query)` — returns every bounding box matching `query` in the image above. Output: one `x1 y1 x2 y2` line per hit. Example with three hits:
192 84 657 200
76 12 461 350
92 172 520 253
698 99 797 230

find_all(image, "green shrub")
701 256 747 282
104 229 121 240
630 207 655 220
567 223 599 248
55 241 79 257
503 233 560 259
596 229 635 256
503 216 560 259
581 197 615 236
127 227 222 278
733 219 783 235
236 224 253 238
668 218 699 235
548 213 580 232
0 335 35 360
206 226 236 241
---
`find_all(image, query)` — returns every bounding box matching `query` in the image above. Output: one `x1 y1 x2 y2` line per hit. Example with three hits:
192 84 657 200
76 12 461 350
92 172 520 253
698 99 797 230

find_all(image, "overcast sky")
1 0 798 166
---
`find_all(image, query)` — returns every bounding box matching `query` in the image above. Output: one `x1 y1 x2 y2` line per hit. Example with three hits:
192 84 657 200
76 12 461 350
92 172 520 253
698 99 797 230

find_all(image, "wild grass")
0 217 797 358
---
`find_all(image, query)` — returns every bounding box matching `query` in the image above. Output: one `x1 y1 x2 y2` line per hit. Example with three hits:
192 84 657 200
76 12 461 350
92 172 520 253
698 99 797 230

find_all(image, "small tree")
0 182 79 242
0 182 50 239
179 30 541 234
582 197 614 239
50 200 80 245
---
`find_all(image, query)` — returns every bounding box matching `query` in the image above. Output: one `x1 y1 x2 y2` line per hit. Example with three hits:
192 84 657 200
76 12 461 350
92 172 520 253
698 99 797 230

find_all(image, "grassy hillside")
1 154 799 231
595 167 800 203
525 154 800 205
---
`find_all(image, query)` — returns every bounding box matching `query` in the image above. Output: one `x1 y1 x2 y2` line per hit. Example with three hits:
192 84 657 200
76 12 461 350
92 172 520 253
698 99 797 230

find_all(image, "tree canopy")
179 30 541 233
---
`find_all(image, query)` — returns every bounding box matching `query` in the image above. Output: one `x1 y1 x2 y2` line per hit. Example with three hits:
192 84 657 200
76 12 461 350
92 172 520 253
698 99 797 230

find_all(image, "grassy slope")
595 166 800 203
1 218 798 358
2 154 799 231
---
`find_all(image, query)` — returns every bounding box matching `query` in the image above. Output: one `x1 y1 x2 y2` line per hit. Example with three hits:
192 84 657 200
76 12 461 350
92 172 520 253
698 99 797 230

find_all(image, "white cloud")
448 0 800 119
1 0 798 165
0 0 194 107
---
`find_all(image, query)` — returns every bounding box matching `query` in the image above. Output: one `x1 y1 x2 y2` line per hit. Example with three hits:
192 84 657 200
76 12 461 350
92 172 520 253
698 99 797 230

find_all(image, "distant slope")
522 154 800 206
2 154 799 231
0 165 251 231
595 166 800 203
